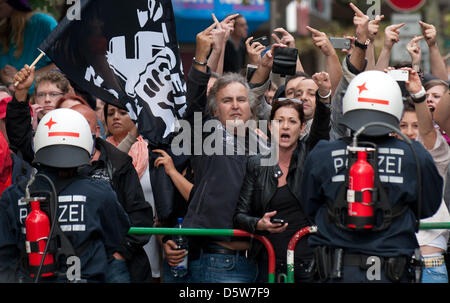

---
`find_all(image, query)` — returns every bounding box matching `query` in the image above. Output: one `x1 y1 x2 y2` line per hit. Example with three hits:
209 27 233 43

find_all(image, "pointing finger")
349 2 365 17
212 13 222 29
391 23 406 30
306 26 321 35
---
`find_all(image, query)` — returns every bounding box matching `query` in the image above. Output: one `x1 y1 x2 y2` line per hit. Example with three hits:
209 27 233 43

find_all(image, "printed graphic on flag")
39 0 186 147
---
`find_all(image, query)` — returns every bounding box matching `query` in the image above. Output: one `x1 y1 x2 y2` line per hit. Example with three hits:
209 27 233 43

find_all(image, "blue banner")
173 0 270 42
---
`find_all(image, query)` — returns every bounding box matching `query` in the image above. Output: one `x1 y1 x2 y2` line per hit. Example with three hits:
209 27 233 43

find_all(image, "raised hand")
419 21 437 47
260 43 287 70
406 36 424 65
341 36 356 55
306 26 334 57
13 64 35 92
220 13 238 41
13 64 35 102
211 13 227 51
272 27 296 48
368 14 384 42
402 67 422 95
383 23 405 49
349 2 369 43
195 22 217 61
312 71 332 99
245 37 266 66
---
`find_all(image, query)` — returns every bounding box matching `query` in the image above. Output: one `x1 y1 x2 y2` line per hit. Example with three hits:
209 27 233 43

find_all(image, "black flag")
39 0 189 221
39 0 187 148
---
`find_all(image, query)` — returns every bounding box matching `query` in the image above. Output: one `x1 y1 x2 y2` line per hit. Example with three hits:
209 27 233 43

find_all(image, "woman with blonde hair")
0 0 57 92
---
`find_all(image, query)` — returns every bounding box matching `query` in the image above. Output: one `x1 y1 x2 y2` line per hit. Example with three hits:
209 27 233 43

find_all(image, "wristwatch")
354 39 370 50
192 57 207 66
410 86 426 103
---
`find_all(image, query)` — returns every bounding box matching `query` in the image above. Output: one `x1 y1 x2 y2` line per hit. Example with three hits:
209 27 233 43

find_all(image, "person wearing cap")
0 0 57 93
299 70 443 283
0 108 130 282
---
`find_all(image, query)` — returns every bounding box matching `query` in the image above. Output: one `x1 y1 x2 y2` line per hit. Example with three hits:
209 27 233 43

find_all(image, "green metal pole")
129 227 276 283
419 222 450 230
129 227 235 236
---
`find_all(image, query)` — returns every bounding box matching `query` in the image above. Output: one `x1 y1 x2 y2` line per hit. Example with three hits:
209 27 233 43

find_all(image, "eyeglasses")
273 97 303 104
35 92 64 100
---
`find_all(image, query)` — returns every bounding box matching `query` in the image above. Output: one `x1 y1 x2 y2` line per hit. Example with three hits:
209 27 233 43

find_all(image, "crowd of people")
0 0 449 283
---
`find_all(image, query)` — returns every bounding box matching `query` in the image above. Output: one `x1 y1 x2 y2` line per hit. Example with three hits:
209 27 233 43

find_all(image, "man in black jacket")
10 65 154 282
162 22 270 283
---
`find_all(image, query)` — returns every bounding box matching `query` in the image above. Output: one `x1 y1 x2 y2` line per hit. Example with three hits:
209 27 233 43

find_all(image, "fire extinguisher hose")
31 173 58 283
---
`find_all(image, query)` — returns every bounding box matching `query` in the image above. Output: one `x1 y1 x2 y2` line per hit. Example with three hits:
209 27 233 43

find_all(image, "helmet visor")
34 145 91 168
338 109 399 136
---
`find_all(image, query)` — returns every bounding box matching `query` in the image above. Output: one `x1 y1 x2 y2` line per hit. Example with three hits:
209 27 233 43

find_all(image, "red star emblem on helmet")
357 82 368 94
44 117 57 130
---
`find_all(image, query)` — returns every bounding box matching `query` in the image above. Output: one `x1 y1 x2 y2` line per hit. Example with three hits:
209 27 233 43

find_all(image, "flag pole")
13 51 45 87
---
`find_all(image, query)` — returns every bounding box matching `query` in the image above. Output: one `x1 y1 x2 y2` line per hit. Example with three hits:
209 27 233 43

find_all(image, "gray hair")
206 72 256 119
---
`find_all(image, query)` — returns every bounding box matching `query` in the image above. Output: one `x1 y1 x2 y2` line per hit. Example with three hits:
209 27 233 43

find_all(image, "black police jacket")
0 170 130 282
79 138 154 282
300 136 443 257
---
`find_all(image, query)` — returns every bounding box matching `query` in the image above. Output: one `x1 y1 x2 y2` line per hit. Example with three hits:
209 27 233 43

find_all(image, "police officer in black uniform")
0 108 130 282
300 70 443 283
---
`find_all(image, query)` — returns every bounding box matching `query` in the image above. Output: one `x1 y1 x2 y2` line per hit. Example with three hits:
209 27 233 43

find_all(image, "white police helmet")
34 108 94 168
339 70 404 136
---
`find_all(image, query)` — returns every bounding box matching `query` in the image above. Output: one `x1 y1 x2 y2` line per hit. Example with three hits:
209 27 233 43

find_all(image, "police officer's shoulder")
77 176 117 195
311 139 346 155
96 138 133 168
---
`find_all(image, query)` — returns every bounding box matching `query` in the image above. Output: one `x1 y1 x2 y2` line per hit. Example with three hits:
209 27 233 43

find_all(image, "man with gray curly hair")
161 22 267 283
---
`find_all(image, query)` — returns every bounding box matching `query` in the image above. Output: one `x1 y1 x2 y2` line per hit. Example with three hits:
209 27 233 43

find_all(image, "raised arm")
6 65 35 163
406 36 424 73
306 26 342 95
375 23 405 71
272 27 304 73
207 14 237 75
403 67 436 150
366 14 384 71
419 21 447 81
348 2 370 72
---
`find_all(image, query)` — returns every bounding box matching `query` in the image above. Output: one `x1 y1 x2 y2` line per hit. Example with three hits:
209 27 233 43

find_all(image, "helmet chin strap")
91 134 97 156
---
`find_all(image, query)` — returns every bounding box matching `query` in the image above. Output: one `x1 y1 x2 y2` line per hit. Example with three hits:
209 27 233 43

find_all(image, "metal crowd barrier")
129 222 450 284
128 227 276 283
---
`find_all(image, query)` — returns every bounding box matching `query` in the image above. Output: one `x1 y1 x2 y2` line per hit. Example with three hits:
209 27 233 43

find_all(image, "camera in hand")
250 36 269 47
329 37 351 50
272 47 298 76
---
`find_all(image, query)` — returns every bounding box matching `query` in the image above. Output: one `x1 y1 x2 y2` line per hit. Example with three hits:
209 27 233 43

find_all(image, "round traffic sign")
386 0 426 12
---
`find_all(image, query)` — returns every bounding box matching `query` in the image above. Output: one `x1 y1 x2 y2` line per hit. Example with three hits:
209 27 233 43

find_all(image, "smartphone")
270 218 286 224
250 36 270 47
388 69 409 82
329 37 351 50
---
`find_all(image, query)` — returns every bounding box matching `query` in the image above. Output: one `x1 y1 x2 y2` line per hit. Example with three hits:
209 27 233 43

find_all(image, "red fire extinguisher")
25 198 55 278
347 150 375 229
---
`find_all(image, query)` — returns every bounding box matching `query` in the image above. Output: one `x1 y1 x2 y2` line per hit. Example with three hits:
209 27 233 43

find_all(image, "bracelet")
354 39 369 50
192 57 207 66
318 89 332 99
410 86 426 103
